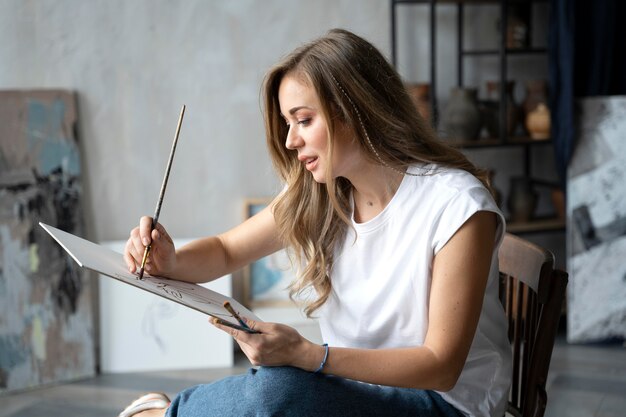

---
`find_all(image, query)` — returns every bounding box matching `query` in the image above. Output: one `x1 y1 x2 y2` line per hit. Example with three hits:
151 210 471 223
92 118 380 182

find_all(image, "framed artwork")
243 198 298 308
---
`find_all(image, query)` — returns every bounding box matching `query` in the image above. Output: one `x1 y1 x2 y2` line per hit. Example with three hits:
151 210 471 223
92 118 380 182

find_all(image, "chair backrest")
498 233 568 417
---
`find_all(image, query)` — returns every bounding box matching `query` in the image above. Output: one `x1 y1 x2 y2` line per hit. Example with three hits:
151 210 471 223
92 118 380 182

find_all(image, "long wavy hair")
262 29 491 317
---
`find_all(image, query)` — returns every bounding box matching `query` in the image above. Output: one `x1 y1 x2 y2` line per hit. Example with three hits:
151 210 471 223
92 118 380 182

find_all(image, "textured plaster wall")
0 0 388 241
0 0 562 266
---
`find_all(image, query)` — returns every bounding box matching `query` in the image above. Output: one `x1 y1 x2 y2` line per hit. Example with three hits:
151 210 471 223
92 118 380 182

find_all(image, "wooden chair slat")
499 234 568 417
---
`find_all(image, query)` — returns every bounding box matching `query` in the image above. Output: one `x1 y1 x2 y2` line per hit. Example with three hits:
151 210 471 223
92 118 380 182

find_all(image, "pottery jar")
525 103 551 140
441 87 482 141
485 80 521 137
522 79 549 117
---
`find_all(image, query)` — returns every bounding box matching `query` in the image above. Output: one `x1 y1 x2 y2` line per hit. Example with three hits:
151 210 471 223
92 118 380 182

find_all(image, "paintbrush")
138 104 186 279
223 301 251 330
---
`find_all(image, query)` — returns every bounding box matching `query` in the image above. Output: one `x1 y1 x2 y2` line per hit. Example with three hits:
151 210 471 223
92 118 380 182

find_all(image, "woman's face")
278 74 361 183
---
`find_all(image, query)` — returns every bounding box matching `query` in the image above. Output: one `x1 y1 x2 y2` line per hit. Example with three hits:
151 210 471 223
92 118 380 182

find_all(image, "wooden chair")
498 233 569 417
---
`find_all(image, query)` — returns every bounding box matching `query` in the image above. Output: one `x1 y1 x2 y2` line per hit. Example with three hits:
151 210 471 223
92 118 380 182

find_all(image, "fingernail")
142 238 149 245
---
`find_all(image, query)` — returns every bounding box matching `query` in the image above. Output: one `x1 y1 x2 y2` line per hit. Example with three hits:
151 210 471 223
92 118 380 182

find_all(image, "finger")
235 341 262 367
139 216 154 245
240 318 272 335
210 317 241 338
123 240 137 273
129 227 147 261
153 222 173 244
242 317 260 332
151 224 163 243
210 318 259 341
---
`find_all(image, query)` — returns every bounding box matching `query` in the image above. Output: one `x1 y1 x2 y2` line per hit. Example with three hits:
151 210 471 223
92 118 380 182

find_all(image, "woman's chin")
310 170 327 184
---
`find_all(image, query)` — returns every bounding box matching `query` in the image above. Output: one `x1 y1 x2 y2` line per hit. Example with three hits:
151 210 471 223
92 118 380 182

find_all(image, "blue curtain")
549 0 626 185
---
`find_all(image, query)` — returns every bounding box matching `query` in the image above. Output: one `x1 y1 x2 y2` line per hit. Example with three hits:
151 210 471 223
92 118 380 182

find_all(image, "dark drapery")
549 0 626 185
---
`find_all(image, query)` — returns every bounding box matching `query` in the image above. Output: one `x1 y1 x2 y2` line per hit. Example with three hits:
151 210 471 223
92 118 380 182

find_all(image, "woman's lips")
305 157 318 171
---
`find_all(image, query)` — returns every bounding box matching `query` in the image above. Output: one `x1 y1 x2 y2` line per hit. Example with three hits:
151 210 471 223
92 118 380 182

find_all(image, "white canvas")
99 238 234 373
40 223 244 372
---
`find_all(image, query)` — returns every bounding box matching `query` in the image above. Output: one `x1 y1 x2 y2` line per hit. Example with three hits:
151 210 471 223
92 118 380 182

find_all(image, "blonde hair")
262 29 491 317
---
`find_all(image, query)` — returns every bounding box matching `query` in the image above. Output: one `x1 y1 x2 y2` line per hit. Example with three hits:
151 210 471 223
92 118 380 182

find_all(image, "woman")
121 29 511 417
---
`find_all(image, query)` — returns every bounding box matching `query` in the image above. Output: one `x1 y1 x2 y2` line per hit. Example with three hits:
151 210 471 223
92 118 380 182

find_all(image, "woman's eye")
297 118 311 126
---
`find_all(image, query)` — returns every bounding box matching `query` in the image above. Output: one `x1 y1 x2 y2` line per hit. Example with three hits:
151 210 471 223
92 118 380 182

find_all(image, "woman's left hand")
210 318 322 371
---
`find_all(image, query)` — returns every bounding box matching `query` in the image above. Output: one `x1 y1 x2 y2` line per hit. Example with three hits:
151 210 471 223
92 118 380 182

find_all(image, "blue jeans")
166 366 463 417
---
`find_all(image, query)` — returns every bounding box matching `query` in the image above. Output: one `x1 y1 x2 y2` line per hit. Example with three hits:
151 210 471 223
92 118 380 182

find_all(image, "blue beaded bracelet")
314 343 329 373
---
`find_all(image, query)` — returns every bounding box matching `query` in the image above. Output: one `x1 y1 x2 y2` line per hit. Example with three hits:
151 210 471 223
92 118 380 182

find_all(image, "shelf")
393 0 547 4
447 136 552 149
462 48 547 56
507 217 566 234
393 0 561 239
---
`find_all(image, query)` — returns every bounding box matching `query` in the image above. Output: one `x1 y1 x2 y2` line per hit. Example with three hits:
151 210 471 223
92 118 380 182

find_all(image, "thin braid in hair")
330 74 425 177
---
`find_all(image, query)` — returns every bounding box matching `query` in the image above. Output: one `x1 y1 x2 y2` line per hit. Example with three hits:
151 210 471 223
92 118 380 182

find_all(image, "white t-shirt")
318 165 512 417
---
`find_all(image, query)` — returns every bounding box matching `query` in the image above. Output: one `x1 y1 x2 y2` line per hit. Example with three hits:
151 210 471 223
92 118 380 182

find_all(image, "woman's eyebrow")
288 105 314 115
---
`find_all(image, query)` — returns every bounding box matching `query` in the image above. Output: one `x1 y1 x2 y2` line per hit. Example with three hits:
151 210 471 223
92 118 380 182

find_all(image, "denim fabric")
165 366 464 417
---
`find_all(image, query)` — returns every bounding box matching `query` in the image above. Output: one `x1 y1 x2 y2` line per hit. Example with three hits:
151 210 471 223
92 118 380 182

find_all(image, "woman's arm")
173 201 284 283
124 197 283 284
214 210 497 391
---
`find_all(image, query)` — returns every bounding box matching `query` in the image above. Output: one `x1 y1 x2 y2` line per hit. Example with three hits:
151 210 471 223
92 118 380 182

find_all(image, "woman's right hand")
124 216 177 277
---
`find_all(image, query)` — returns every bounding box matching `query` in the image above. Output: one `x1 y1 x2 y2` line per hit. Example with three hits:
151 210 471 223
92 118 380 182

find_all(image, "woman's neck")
349 165 404 223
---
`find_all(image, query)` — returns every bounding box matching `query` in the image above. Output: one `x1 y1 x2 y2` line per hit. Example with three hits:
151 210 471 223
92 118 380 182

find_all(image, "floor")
0 333 624 417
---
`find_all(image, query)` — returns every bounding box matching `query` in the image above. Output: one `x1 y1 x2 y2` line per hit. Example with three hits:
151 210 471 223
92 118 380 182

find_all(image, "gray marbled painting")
567 96 626 343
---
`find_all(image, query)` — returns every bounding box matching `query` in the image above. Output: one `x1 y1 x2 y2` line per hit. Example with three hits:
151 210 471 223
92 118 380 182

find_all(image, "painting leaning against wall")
243 199 299 308
0 90 95 392
567 96 626 343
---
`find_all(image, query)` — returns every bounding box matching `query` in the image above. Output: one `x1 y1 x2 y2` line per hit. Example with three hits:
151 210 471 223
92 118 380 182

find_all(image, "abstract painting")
567 96 626 343
0 90 95 392
243 199 297 307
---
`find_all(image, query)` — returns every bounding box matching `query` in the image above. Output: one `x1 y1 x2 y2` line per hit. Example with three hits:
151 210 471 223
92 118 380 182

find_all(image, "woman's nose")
285 126 303 150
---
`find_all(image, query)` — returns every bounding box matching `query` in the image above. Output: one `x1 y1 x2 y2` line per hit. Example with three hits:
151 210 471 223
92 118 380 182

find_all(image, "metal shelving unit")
390 0 564 234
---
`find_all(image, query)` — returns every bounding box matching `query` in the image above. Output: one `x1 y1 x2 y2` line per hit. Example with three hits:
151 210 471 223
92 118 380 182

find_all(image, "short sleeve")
432 186 506 254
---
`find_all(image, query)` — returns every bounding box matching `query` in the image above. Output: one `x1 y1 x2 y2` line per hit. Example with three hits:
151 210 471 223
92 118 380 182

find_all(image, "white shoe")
118 392 171 417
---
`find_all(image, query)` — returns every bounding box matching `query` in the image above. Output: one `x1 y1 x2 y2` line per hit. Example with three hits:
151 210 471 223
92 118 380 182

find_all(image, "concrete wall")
0 0 389 242
0 0 562 263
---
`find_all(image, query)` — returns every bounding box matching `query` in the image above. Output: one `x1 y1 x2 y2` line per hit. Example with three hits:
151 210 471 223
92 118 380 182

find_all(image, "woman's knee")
168 367 343 416
245 366 320 410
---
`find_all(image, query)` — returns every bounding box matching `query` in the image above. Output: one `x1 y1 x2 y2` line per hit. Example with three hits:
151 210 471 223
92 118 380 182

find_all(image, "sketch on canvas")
98 239 235 373
40 223 259 325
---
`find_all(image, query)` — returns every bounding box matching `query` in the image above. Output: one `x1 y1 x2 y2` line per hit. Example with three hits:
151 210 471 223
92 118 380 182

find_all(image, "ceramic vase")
551 188 565 220
525 103 551 140
479 100 499 139
441 87 482 141
522 79 548 117
485 80 521 137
